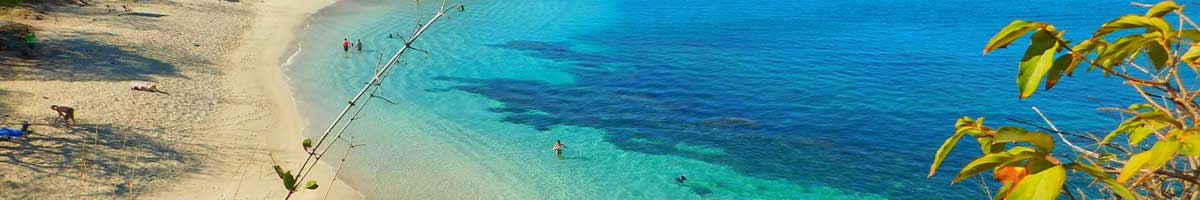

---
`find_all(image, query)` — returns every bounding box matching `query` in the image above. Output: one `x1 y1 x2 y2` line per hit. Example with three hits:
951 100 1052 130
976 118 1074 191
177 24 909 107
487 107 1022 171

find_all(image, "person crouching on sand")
50 105 76 128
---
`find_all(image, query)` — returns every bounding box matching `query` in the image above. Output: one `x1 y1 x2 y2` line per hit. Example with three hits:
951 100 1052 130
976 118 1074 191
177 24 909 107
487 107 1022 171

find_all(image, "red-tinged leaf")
953 150 1039 183
1005 164 1066 200
994 166 1028 185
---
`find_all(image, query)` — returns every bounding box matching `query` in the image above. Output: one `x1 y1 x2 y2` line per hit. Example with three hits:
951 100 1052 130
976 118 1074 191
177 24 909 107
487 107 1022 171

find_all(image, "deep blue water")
287 0 1155 199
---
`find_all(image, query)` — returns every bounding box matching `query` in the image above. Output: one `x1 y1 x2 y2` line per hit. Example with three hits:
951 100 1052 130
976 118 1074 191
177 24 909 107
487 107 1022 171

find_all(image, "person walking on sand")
553 140 567 155
342 38 350 52
50 105 76 127
356 39 363 52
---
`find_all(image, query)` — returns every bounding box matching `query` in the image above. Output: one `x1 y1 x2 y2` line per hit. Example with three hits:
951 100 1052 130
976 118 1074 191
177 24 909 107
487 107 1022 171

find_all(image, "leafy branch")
929 1 1200 199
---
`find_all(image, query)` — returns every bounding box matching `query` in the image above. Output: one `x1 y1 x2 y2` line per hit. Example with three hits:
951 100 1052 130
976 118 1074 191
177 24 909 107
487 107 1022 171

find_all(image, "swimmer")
553 140 566 155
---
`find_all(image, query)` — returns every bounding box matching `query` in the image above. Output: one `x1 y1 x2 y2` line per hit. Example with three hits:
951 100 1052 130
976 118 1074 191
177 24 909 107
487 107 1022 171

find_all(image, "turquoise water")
286 0 1149 199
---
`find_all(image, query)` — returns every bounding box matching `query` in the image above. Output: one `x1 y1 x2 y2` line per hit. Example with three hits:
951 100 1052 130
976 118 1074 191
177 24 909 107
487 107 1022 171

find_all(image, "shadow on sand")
0 34 178 81
0 122 206 199
0 89 14 118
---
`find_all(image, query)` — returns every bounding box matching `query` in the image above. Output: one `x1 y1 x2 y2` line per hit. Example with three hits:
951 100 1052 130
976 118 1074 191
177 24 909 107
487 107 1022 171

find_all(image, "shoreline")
138 0 364 198
201 0 366 198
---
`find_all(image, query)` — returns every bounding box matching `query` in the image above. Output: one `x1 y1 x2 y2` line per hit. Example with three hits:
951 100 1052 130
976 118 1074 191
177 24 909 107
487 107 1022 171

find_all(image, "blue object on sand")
0 128 24 137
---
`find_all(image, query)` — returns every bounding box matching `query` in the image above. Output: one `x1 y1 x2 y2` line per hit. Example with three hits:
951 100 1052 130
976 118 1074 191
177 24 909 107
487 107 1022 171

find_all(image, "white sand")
0 0 361 199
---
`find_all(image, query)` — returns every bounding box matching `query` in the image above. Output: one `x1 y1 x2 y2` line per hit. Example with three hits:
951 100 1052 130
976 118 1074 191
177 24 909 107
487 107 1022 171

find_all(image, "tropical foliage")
930 1 1200 199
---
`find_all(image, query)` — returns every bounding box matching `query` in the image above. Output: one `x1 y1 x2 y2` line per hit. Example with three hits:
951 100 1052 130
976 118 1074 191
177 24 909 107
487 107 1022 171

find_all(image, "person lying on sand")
50 105 76 128
0 121 31 139
131 81 159 92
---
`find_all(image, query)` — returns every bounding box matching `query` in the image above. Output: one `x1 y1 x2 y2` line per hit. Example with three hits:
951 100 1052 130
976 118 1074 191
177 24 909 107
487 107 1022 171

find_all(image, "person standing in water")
553 140 567 155
356 39 363 52
342 38 350 52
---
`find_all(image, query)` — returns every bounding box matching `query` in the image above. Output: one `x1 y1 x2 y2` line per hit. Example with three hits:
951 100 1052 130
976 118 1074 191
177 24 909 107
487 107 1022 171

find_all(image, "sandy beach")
0 0 361 199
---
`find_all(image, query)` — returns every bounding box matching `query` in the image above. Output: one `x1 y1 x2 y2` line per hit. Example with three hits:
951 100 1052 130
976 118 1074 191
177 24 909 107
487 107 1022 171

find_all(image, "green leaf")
1095 32 1162 70
1067 40 1106 76
953 151 1039 183
1006 164 1066 200
930 117 977 177
1183 45 1200 66
1112 139 1182 184
1065 163 1137 200
1129 125 1157 146
306 180 320 190
994 181 1016 200
1127 103 1154 112
1016 30 1061 99
1104 111 1177 145
1146 1 1182 18
985 20 1045 55
979 137 1007 154
1070 39 1104 54
998 146 1039 167
1104 120 1141 144
955 116 989 138
1093 14 1172 38
1146 41 1170 69
1147 140 1181 172
1118 151 1151 183
994 127 1056 153
303 138 313 149
274 165 298 191
1045 54 1072 90
1138 110 1180 128
1181 131 1200 156
1178 29 1200 42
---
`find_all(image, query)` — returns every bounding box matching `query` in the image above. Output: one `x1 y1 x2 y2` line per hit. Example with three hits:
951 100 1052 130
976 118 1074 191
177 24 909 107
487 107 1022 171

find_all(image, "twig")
1102 167 1200 186
1033 106 1102 158
1008 118 1130 154
975 174 993 200
323 143 365 200
1064 185 1079 200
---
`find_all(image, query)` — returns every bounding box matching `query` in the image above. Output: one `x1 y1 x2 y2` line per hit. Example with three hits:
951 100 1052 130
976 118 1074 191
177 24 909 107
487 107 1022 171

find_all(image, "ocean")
284 0 1150 199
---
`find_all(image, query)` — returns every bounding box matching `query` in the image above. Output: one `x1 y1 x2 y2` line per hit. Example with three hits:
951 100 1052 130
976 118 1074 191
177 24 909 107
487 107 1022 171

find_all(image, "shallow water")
286 0 1149 199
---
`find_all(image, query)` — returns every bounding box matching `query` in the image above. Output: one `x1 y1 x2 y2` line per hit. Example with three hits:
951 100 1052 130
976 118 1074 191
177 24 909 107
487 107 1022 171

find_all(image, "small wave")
282 41 304 71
